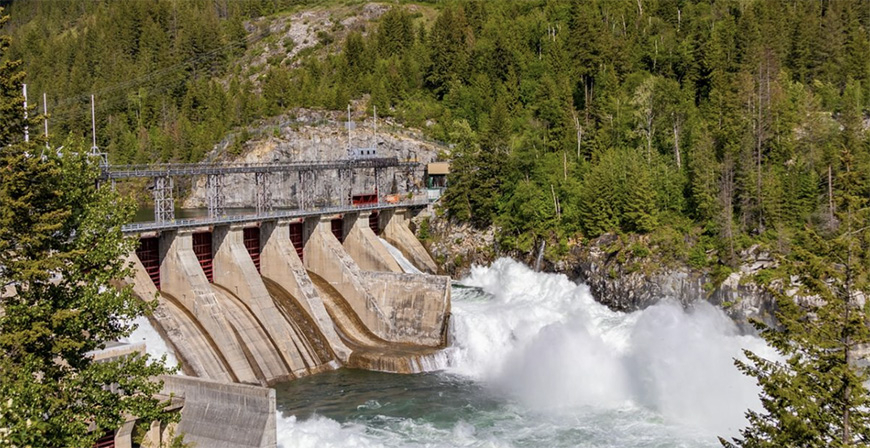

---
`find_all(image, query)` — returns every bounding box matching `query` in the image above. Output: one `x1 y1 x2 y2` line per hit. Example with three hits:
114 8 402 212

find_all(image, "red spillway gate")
369 212 380 235
243 227 261 273
331 218 344 243
288 223 304 261
192 232 214 283
136 237 160 290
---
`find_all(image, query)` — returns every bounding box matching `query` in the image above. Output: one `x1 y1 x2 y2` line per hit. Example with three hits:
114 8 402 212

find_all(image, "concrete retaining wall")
161 375 276 448
260 220 352 363
343 212 403 273
361 272 450 347
381 209 438 274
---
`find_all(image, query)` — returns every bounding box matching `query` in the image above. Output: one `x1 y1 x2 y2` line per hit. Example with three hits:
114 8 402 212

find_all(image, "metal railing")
104 157 420 179
121 200 430 234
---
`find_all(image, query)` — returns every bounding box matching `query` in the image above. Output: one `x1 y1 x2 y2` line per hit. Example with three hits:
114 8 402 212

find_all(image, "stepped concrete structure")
125 205 450 447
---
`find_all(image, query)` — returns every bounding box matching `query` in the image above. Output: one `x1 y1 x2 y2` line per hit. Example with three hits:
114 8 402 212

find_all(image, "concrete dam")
127 207 450 386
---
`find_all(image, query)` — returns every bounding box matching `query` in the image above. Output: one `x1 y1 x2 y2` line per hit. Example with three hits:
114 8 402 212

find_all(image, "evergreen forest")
3 0 870 270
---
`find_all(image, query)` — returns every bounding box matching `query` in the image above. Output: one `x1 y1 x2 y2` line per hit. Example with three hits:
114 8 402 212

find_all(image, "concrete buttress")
126 254 234 382
303 217 395 341
159 231 259 384
259 220 352 363
342 211 403 273
212 225 313 380
381 209 438 274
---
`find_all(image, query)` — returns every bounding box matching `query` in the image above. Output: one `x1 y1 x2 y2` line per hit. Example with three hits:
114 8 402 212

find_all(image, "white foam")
446 258 770 436
379 237 423 274
121 315 180 370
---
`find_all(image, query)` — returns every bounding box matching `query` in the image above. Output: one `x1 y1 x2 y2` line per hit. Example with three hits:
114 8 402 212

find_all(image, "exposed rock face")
184 109 444 208
570 240 777 331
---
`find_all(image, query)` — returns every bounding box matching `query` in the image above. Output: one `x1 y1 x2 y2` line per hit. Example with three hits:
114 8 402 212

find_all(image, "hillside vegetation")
3 0 870 272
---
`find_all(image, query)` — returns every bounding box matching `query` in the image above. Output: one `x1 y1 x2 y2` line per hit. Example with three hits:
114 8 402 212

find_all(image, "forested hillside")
3 0 870 272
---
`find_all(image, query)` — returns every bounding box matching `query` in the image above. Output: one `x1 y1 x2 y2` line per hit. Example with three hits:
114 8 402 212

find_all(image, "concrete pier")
381 209 438 274
260 220 352 363
159 230 259 384
342 211 403 273
303 216 395 341
126 254 232 382
212 225 315 378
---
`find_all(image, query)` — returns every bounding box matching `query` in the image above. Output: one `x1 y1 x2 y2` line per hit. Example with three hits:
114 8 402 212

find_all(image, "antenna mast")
23 84 29 143
347 103 352 157
90 94 98 153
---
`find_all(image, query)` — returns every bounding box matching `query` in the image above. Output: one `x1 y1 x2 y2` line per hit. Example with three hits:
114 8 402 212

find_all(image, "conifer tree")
722 148 870 447
0 13 174 446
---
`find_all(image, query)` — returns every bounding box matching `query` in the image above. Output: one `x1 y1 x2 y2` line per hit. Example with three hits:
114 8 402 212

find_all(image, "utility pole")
90 94 98 153
22 84 29 143
43 93 49 150
347 103 352 158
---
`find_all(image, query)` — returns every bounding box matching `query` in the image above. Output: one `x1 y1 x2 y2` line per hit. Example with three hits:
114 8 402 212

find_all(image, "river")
272 258 773 447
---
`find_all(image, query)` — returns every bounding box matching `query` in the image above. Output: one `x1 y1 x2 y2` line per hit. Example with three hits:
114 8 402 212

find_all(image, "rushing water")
379 237 424 274
275 258 773 447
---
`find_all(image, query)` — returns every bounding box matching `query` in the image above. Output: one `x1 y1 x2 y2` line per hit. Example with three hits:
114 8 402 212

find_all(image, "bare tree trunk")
673 121 681 169
828 164 835 227
572 110 582 160
721 157 736 266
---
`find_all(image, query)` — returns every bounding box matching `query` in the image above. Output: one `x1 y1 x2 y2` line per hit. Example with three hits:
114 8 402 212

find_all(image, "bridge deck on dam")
122 201 428 234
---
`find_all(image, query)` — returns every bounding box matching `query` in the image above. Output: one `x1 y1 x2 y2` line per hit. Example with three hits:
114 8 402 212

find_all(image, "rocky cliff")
184 108 445 208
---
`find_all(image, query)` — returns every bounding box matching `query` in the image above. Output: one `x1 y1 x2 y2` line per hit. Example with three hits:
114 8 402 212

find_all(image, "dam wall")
161 375 276 448
212 225 318 378
125 254 232 381
159 231 259 384
129 208 450 381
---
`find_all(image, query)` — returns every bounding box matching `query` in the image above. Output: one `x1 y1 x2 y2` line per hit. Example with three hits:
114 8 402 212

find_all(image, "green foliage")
0 141 175 446
5 0 870 268
722 153 870 447
0 20 174 445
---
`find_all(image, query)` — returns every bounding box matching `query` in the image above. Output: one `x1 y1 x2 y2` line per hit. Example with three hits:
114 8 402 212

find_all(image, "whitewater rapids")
275 258 773 447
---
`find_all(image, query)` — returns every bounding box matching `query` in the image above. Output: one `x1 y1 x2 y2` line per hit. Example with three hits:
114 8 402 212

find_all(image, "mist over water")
275 258 772 447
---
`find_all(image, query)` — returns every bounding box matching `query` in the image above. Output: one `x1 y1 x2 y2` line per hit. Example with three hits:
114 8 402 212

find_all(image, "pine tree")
722 148 870 447
0 17 174 446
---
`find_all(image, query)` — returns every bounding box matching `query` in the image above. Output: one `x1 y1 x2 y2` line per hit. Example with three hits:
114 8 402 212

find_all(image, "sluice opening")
192 232 214 283
369 212 380 235
288 223 304 261
331 218 344 243
243 227 261 273
136 237 161 290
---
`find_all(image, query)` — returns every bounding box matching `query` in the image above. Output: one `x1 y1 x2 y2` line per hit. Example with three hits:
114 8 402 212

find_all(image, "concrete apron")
380 209 439 274
260 220 352 363
159 230 260 385
212 225 315 380
126 254 233 382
